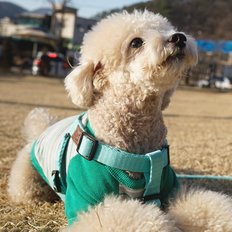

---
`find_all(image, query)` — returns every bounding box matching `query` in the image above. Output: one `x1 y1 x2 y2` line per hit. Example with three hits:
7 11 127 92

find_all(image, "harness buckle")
76 131 98 161
52 170 62 193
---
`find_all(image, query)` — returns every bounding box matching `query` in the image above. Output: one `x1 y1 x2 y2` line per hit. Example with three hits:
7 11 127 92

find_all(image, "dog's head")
65 11 197 109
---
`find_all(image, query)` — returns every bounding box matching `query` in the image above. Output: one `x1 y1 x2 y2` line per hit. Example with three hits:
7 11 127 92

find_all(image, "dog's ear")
65 62 95 109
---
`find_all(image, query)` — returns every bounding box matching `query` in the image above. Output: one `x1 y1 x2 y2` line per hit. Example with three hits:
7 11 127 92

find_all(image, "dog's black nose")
168 33 187 48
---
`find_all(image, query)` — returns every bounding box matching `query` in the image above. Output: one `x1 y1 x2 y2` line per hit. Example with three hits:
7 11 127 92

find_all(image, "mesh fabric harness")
30 113 177 224
59 113 169 205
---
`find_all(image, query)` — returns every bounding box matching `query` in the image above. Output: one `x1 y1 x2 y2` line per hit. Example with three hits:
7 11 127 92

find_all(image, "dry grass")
0 73 231 231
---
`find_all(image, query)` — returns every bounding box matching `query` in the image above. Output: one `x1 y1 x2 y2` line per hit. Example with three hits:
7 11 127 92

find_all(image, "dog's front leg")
8 144 56 203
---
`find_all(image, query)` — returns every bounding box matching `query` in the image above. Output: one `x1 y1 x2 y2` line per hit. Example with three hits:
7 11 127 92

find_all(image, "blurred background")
0 0 231 89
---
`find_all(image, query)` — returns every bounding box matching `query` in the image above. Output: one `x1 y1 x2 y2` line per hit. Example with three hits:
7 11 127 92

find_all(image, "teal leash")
177 174 232 181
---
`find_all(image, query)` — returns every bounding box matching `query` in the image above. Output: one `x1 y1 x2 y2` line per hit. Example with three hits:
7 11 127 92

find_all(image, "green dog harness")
30 113 178 224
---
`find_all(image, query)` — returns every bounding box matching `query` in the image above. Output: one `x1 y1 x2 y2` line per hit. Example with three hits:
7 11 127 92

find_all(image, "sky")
3 0 150 18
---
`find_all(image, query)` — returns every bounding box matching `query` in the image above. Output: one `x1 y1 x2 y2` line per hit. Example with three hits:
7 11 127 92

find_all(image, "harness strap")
143 147 169 205
72 125 169 173
71 113 170 204
52 113 170 205
52 133 71 194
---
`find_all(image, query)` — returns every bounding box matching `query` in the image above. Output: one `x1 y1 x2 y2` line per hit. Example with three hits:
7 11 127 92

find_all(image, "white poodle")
8 11 232 231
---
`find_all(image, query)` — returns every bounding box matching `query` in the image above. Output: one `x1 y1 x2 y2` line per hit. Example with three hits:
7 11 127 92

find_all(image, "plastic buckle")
140 193 161 203
52 170 61 193
76 131 98 161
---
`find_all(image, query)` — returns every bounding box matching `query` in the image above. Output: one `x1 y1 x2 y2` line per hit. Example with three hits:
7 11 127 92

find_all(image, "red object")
34 59 41 66
63 60 70 69
48 53 58 58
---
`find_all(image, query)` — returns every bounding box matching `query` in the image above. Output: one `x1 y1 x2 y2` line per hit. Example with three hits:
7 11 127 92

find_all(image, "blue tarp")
197 40 216 52
197 40 232 53
220 41 232 53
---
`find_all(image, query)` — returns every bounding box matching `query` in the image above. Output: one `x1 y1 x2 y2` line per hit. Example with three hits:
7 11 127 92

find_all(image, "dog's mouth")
157 48 187 72
165 49 185 64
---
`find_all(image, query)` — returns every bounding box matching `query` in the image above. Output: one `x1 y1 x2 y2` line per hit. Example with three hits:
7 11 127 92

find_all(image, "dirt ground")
0 73 231 231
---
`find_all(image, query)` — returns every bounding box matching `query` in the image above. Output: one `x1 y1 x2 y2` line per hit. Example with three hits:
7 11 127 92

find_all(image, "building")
0 5 96 50
75 17 96 45
0 4 96 69
50 4 96 49
50 4 76 47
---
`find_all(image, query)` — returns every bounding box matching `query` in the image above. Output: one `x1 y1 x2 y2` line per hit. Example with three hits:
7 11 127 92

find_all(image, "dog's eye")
130 38 143 48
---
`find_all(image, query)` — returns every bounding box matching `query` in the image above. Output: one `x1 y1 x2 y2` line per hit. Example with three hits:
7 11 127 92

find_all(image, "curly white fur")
22 108 57 142
8 108 57 203
64 196 181 232
8 10 232 232
65 10 197 154
169 188 232 232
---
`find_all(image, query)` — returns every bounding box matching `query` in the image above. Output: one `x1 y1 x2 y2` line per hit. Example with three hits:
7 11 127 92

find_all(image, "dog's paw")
168 188 232 232
65 195 180 232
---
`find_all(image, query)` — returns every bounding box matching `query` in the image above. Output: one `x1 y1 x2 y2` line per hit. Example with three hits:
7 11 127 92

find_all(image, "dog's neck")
88 90 167 154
